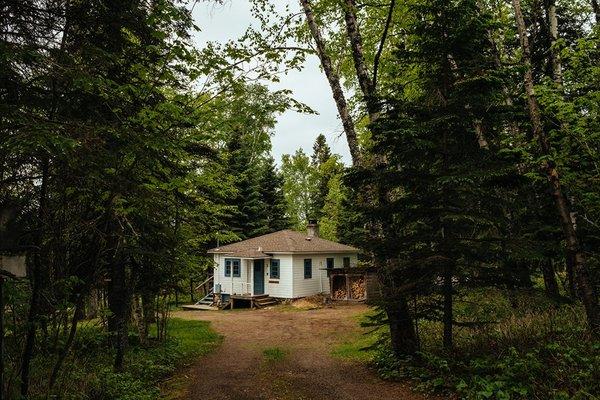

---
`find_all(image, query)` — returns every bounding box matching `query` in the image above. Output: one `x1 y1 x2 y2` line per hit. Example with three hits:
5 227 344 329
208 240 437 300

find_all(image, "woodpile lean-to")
349 277 366 299
332 276 366 300
333 287 347 300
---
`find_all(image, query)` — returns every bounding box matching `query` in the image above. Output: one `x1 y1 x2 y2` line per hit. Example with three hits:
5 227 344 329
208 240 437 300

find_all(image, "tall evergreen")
310 134 344 222
311 134 332 166
224 131 268 239
357 0 520 351
260 156 290 232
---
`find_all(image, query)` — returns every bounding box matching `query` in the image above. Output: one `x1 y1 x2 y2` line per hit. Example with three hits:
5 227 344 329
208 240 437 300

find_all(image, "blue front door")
253 260 265 295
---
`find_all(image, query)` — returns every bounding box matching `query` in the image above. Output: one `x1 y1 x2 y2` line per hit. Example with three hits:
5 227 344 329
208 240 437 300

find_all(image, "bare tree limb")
373 0 395 91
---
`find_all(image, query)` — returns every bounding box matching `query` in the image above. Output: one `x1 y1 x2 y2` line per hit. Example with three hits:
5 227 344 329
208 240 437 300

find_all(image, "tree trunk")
299 0 362 166
189 278 195 303
107 258 131 372
88 288 101 319
342 0 379 120
48 296 84 391
546 0 563 85
442 264 453 351
541 259 560 299
565 251 577 298
142 289 156 327
133 295 147 346
373 0 395 89
592 0 600 24
20 156 49 398
386 298 418 356
512 0 600 336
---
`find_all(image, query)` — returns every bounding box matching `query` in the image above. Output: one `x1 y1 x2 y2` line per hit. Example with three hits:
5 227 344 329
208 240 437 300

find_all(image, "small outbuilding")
328 267 381 302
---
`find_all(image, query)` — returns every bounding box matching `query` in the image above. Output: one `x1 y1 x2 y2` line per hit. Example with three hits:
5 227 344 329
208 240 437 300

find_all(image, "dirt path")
174 304 433 400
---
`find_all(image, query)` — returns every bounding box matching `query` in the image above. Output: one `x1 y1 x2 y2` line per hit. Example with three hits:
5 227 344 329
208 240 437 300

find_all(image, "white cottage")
206 223 359 307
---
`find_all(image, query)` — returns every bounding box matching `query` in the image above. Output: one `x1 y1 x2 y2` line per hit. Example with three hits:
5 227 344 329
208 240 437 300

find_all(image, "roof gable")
208 229 359 257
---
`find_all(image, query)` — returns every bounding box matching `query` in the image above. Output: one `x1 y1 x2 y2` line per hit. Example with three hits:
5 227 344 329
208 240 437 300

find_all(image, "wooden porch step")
181 304 219 311
254 296 278 308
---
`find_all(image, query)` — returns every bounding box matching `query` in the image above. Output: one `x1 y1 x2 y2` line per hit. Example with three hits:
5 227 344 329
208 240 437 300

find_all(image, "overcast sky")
191 1 352 165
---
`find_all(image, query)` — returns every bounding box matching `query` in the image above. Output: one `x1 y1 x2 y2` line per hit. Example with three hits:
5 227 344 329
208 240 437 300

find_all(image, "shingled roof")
207 229 359 258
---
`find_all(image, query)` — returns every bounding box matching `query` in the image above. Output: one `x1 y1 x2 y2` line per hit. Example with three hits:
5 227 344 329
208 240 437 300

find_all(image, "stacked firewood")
332 288 347 300
349 278 366 299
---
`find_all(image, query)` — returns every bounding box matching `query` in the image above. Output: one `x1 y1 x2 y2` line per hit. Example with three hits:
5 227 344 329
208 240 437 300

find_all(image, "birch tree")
512 0 600 335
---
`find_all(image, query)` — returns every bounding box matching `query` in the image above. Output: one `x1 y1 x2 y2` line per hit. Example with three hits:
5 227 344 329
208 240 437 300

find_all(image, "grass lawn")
32 318 222 400
262 346 288 362
331 310 383 363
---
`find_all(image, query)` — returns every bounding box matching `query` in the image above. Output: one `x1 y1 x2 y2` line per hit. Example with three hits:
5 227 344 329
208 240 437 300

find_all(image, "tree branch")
373 0 395 90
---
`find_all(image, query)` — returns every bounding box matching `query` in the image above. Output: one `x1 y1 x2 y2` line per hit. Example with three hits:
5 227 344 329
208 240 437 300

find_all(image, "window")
232 259 241 277
343 257 351 268
326 258 335 269
270 259 280 279
225 258 241 277
304 259 312 279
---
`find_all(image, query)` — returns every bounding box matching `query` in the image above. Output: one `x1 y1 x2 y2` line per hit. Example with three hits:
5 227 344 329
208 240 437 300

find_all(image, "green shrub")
370 294 599 399
26 318 220 400
88 369 159 400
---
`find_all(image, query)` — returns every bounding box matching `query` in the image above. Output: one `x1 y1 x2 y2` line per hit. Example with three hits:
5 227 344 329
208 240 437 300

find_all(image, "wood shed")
328 267 381 302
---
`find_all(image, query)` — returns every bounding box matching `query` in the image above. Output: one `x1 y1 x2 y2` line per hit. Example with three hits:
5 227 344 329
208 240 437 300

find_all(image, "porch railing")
220 281 253 296
195 275 214 298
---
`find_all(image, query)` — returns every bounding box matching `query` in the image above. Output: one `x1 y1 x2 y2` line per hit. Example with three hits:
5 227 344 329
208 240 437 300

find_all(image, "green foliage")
369 294 599 399
260 156 290 232
0 1 300 394
281 135 348 240
45 319 221 400
217 84 291 240
281 149 318 230
318 173 345 241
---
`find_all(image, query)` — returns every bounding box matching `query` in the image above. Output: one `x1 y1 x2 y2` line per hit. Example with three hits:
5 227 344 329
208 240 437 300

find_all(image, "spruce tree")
311 134 332 166
310 134 344 221
225 131 268 239
260 156 290 232
362 0 520 351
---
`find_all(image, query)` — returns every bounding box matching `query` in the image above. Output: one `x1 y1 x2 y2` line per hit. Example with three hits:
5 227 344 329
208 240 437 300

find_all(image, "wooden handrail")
195 275 214 291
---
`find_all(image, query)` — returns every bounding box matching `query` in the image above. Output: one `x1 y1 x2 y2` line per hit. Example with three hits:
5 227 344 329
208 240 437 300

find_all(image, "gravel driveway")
173 303 433 400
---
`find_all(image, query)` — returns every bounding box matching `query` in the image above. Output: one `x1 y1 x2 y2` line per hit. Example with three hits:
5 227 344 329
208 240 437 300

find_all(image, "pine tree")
362 0 520 351
224 131 268 239
310 135 344 221
260 156 290 232
311 134 332 166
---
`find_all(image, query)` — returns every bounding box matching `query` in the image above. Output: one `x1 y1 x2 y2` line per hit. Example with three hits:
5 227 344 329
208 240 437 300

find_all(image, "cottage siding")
213 254 253 295
292 254 326 298
214 252 359 299
291 253 358 298
266 254 293 298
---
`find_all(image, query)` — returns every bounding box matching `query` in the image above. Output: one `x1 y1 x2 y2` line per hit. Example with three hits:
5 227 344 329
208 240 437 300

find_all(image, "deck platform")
228 294 277 309
183 294 278 310
181 304 219 311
